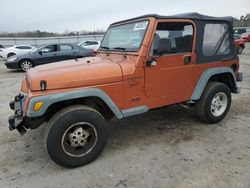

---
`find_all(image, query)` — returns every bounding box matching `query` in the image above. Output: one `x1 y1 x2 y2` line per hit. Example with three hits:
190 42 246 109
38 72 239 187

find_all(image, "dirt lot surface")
0 44 250 188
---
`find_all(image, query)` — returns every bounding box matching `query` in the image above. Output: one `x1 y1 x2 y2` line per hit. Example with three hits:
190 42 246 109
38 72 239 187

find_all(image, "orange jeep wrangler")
8 13 242 168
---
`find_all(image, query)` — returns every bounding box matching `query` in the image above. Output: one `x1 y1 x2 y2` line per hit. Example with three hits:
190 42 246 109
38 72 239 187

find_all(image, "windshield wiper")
114 47 126 51
113 47 127 58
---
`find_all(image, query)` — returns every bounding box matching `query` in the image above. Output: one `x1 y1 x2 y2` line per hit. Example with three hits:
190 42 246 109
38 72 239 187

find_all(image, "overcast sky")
0 0 249 33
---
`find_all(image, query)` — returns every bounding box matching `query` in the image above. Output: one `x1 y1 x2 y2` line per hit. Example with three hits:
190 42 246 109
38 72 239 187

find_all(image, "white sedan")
0 45 36 59
0 44 4 58
78 40 101 52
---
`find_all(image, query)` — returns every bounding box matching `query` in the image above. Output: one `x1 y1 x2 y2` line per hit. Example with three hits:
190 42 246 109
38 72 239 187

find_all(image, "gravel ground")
0 44 250 188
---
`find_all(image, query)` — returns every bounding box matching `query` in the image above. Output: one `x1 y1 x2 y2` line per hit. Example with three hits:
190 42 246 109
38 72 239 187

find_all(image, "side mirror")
146 57 157 67
38 51 42 55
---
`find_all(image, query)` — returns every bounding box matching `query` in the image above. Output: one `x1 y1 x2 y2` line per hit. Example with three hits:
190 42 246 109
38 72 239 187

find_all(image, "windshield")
100 20 149 52
36 44 47 51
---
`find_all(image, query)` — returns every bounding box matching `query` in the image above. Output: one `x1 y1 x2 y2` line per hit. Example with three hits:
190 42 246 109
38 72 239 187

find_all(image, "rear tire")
44 105 108 168
195 82 231 123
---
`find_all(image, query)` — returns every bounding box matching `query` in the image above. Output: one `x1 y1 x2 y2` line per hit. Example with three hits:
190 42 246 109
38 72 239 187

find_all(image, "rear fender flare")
191 67 239 100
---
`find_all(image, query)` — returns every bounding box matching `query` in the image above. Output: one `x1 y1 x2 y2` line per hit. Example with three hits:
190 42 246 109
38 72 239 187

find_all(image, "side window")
87 41 94 45
59 44 74 51
202 23 231 56
151 22 194 56
16 46 31 49
90 41 98 45
81 42 90 46
41 45 57 53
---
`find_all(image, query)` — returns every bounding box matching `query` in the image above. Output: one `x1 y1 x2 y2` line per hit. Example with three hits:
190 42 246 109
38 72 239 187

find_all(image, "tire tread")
196 82 231 123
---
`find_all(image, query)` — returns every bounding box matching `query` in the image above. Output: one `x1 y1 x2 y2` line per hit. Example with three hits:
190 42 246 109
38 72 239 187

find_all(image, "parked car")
0 45 36 59
5 43 95 71
0 44 4 58
234 28 246 35
78 40 101 52
241 32 250 42
8 13 242 168
234 34 245 54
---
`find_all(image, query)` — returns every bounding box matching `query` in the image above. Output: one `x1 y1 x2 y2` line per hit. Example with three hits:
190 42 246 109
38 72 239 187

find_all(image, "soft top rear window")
202 23 232 57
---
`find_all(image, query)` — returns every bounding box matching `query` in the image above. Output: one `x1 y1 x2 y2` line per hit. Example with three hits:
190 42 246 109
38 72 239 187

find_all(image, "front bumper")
8 94 27 135
5 61 19 69
237 72 243 82
8 94 47 135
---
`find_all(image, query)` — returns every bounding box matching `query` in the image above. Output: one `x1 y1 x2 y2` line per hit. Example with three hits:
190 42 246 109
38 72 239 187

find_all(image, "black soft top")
111 12 233 26
109 12 237 64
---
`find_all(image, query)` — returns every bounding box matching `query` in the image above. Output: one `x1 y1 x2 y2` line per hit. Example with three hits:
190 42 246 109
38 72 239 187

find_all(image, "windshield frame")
99 19 150 53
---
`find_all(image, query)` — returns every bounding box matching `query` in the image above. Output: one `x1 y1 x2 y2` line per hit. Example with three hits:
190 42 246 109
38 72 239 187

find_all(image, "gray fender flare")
27 88 123 118
191 66 240 100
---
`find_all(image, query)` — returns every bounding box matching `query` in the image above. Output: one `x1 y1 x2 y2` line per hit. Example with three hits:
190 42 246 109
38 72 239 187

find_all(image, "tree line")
0 29 105 38
233 13 250 27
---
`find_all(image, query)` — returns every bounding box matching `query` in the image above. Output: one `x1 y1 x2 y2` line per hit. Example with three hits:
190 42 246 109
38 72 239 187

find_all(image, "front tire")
19 60 33 72
44 105 108 168
196 82 231 123
237 45 243 54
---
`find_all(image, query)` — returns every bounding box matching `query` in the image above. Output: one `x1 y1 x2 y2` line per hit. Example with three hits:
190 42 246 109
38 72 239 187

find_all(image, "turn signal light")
33 101 43 111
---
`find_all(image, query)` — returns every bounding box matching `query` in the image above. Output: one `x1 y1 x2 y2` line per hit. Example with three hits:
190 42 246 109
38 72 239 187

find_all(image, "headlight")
8 56 17 62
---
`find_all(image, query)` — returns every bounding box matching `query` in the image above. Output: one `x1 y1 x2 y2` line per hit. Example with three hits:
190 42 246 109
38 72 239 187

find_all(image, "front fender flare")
27 88 123 119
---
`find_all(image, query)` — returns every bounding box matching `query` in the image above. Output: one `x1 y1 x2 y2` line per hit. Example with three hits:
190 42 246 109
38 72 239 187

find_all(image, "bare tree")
233 13 250 27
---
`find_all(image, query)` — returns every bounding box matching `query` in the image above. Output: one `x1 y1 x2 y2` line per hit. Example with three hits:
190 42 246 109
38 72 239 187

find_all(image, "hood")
27 56 123 91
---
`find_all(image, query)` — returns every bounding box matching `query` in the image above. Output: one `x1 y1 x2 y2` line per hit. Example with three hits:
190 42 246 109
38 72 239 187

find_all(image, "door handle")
183 55 191 64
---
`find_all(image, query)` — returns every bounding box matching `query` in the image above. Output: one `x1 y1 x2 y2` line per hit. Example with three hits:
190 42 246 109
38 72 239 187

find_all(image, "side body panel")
143 60 239 110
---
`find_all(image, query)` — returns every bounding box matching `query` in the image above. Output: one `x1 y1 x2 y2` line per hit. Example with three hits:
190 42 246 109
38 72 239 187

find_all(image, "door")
58 44 76 60
145 21 195 98
36 45 59 65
